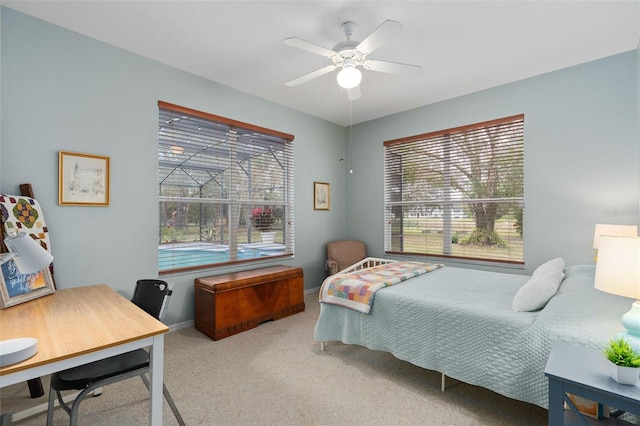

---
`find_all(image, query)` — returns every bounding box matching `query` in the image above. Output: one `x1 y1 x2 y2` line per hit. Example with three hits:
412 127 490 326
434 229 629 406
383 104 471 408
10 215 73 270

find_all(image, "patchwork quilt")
0 194 52 254
320 261 444 313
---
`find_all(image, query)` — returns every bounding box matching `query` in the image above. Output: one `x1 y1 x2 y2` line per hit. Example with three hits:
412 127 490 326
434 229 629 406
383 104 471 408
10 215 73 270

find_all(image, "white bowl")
0 338 38 367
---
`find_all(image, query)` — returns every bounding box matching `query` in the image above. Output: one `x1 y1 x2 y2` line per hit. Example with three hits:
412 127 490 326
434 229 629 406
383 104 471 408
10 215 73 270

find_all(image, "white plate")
0 337 38 367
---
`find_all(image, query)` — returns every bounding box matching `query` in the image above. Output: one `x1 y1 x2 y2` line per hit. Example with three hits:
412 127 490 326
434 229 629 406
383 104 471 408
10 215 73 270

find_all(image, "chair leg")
69 397 82 426
47 384 95 426
140 374 185 426
0 413 13 426
55 389 72 416
46 387 56 426
47 386 77 424
66 385 99 426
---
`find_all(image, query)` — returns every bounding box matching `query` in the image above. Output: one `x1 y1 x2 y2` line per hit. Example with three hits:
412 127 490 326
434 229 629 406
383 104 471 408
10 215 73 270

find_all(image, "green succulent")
604 337 640 367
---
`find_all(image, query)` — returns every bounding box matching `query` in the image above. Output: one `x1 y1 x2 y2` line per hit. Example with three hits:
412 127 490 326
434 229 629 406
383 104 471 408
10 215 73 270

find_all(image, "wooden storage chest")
194 265 304 340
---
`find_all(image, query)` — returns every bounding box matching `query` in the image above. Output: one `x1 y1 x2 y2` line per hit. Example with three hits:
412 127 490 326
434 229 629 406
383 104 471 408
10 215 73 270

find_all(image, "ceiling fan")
284 20 423 100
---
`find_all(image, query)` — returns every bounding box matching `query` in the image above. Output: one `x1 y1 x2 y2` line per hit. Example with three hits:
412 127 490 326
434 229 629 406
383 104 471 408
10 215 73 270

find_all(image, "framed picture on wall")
314 181 330 210
0 259 55 309
59 151 110 206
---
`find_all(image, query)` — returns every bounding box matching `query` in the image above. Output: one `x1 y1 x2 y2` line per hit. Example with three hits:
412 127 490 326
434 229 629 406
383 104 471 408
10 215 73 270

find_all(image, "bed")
313 258 631 409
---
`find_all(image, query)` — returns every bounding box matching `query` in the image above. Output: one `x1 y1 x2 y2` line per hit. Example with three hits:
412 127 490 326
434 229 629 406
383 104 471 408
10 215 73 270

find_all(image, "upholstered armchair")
326 240 367 275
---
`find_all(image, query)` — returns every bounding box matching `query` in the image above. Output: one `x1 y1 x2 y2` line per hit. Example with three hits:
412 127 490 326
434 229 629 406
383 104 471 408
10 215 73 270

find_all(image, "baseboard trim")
10 390 86 422
169 320 194 332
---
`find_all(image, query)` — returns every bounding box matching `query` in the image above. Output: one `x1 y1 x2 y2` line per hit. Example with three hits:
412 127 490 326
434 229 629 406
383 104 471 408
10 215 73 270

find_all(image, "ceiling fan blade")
285 65 337 87
346 86 361 101
284 37 337 58
363 59 423 75
356 20 403 55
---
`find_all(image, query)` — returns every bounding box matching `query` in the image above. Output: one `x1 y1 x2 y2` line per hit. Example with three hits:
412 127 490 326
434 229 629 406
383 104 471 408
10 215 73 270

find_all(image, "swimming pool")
158 244 285 271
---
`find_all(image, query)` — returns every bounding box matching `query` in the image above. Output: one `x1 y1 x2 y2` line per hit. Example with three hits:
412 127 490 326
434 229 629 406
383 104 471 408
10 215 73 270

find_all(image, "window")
384 114 524 264
158 101 295 273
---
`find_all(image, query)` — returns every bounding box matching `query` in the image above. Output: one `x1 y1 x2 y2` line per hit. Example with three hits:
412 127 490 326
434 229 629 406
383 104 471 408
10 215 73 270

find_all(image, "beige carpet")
1 292 547 425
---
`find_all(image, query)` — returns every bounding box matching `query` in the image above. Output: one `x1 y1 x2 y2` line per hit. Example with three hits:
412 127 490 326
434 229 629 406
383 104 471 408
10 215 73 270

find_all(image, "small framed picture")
314 181 330 210
0 260 55 309
59 151 110 206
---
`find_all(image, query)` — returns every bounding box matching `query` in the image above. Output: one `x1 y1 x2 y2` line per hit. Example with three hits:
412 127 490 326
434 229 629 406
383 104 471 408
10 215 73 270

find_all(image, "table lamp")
0 231 53 367
592 224 638 262
595 235 640 351
0 231 53 274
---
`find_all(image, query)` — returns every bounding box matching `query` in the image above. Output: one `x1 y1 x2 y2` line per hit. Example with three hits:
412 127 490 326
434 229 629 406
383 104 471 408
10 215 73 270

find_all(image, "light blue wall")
2 8 639 325
347 50 639 273
0 8 348 325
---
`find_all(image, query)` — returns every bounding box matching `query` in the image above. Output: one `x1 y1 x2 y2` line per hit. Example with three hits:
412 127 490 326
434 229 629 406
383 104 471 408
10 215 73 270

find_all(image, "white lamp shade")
4 232 53 274
595 235 640 299
593 224 638 249
336 66 362 89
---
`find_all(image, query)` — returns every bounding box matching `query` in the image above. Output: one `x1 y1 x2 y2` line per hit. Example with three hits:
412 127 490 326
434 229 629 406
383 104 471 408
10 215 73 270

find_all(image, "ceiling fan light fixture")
336 65 362 89
285 19 419 92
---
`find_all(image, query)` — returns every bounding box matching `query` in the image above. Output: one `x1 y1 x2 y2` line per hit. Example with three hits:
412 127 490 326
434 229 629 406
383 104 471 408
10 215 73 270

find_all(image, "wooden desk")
0 284 169 425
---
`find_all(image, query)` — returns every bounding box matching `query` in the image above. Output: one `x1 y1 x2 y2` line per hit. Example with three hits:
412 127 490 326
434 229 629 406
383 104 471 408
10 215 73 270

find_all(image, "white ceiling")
3 1 639 126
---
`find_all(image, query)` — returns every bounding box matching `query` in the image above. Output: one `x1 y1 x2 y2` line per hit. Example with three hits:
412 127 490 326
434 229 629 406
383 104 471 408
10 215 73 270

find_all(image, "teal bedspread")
314 265 630 408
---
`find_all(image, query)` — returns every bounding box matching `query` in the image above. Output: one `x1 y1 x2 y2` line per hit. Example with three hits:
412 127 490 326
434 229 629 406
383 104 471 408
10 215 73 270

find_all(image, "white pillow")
512 258 565 312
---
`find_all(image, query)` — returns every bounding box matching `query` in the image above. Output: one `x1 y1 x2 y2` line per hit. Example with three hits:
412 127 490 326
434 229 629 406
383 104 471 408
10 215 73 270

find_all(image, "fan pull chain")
349 98 354 174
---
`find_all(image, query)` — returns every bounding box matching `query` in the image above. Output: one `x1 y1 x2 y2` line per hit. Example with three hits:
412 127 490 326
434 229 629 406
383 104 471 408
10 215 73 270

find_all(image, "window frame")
383 114 524 265
158 101 295 274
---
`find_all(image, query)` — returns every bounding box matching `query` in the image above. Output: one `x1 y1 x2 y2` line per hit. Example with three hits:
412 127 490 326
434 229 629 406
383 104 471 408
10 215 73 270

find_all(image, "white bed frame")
334 257 396 275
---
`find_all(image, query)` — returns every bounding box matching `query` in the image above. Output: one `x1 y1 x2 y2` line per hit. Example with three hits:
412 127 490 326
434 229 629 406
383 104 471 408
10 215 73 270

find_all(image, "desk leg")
548 379 564 426
149 334 165 425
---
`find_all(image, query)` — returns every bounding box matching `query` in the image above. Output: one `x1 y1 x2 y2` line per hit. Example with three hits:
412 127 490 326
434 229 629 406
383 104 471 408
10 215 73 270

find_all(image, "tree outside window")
384 115 524 264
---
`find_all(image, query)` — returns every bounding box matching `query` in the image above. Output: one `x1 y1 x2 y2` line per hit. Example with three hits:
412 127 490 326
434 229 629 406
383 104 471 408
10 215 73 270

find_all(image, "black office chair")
46 279 185 426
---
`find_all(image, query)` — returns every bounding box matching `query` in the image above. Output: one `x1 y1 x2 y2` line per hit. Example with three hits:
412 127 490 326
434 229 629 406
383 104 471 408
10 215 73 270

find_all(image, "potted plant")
251 207 275 243
603 337 640 385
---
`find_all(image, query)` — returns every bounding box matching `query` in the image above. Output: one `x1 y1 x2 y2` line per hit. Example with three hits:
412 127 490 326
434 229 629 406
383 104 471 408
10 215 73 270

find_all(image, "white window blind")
158 101 295 273
384 114 524 264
